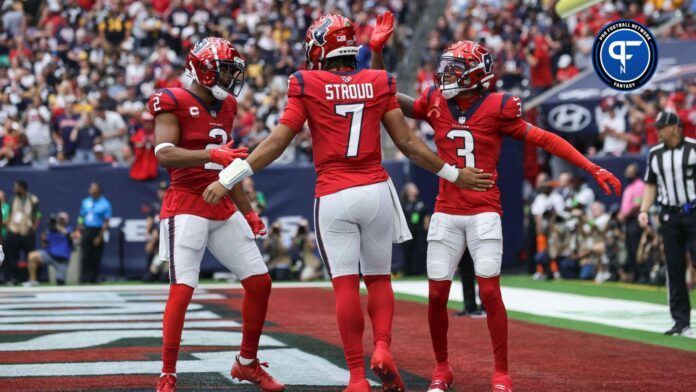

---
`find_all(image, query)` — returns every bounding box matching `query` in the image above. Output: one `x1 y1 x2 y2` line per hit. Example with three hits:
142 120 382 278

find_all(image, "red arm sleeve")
525 125 594 171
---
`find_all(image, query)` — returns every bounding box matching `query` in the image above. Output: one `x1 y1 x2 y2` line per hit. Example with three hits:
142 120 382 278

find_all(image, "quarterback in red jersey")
371 16 621 392
202 14 490 392
149 37 283 392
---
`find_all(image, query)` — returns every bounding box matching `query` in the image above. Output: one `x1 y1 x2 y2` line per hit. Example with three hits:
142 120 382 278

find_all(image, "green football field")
389 275 696 352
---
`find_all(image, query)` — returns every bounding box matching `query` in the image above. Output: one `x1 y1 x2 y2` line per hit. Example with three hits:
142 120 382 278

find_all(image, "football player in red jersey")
202 14 492 392
370 14 621 392
149 37 284 392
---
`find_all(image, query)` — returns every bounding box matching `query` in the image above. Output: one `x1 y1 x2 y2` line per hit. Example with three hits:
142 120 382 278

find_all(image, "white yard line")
0 281 333 293
391 281 696 339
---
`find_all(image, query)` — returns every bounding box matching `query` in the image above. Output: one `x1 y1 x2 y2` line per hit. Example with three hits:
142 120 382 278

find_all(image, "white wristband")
154 143 175 155
437 164 459 183
218 159 254 190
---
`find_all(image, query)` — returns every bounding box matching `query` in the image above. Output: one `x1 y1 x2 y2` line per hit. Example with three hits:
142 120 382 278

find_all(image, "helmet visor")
216 59 246 97
434 58 471 89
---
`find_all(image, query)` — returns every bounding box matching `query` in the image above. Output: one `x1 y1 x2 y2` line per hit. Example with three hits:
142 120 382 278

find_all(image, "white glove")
0 245 4 266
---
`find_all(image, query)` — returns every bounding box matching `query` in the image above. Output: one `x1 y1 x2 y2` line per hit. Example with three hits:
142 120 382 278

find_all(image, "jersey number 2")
335 103 364 158
446 129 475 168
204 128 228 170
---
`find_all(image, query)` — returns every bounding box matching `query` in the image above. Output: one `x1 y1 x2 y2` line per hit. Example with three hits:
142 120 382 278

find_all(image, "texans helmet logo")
312 17 333 46
483 54 493 73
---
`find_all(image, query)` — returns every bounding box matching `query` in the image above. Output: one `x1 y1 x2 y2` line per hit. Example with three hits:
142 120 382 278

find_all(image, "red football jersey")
279 69 400 197
413 87 527 215
147 87 238 220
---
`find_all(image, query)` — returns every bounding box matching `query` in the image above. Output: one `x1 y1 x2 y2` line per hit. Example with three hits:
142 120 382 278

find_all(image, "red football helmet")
434 40 494 98
185 37 246 99
304 14 359 70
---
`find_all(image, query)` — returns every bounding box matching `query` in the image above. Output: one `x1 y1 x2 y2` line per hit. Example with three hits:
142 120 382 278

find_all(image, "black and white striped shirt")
644 138 696 207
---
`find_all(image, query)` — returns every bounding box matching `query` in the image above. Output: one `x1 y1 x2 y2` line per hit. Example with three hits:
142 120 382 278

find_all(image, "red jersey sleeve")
411 85 436 120
498 94 527 140
381 71 400 112
278 72 308 133
147 89 179 115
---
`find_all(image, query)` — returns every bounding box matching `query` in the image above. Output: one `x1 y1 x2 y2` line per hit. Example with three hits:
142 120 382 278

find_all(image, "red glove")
590 165 622 196
244 211 267 238
370 11 394 52
209 141 249 167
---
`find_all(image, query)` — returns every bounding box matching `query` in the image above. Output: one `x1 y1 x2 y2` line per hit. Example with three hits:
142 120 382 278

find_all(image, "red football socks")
240 273 272 360
476 275 508 373
332 274 366 383
363 274 394 349
161 283 195 374
428 279 452 366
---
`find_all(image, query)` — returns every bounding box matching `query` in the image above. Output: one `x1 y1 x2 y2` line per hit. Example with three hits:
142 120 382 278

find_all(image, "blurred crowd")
415 0 691 97
408 0 695 160
0 0 414 169
525 165 678 285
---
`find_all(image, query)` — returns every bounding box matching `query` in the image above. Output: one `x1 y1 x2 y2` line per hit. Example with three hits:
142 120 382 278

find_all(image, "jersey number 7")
335 103 365 158
447 129 475 168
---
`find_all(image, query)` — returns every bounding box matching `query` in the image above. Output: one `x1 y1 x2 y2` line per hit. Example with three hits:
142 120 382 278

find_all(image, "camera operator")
24 212 76 286
263 221 291 280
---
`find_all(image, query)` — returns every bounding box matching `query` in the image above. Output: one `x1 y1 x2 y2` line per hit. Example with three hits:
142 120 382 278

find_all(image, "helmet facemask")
210 58 246 99
434 57 481 99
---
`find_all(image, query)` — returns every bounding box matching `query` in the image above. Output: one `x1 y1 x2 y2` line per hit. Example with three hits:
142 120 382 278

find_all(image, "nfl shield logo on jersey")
341 76 352 82
458 116 466 124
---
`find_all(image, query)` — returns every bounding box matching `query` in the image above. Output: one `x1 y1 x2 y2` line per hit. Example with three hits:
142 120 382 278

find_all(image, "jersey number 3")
335 103 364 158
447 129 475 168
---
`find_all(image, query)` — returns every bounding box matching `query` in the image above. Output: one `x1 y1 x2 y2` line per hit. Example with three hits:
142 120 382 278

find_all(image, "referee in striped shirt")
639 111 695 337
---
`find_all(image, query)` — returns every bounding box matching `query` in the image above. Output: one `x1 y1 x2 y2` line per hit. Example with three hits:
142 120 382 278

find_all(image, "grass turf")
387 277 696 353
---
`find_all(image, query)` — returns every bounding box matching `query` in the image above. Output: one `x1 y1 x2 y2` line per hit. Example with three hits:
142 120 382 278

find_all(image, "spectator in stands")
2 181 39 285
556 54 579 83
53 103 81 162
619 163 646 282
72 112 102 163
23 96 52 163
93 105 129 164
79 182 111 284
399 182 429 276
129 112 158 181
93 144 115 164
598 97 632 156
526 30 554 95
263 221 291 281
24 212 76 286
0 118 27 166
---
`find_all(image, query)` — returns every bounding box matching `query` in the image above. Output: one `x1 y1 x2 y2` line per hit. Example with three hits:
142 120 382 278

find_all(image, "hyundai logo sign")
548 104 592 132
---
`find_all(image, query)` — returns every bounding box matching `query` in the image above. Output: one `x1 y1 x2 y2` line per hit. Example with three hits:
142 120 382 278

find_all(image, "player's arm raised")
369 13 418 119
382 109 493 191
202 124 296 204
